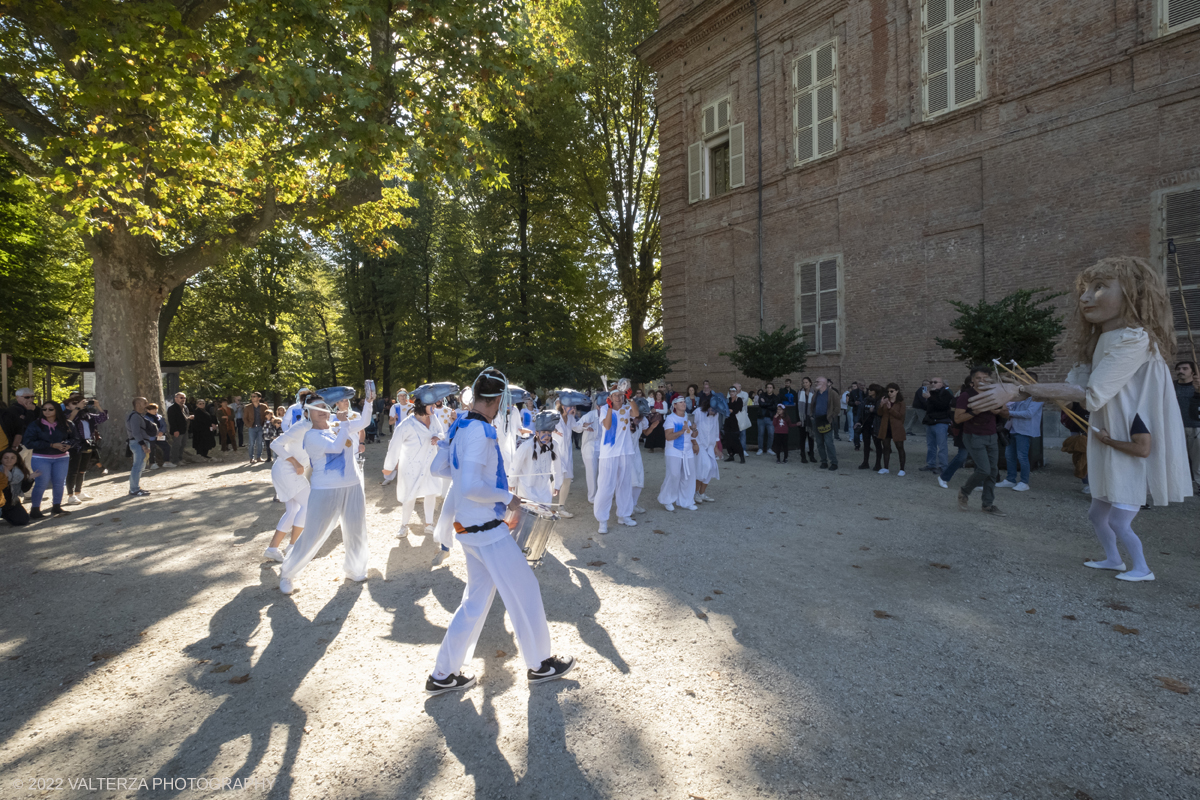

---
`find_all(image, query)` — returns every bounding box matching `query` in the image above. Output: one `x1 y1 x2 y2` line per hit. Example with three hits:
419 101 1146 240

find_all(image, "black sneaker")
828 463 838 471
129 489 151 497
528 655 577 684
982 505 1006 517
425 673 476 695
29 508 45 520
819 462 828 469
50 504 70 515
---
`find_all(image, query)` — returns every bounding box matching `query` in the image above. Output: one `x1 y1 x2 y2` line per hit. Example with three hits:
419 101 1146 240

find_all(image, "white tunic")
305 413 370 490
383 413 446 502
269 418 311 502
1069 327 1192 507
693 411 721 484
431 415 514 551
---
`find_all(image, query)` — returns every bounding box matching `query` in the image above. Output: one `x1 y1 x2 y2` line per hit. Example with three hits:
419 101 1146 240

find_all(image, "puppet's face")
1079 277 1124 327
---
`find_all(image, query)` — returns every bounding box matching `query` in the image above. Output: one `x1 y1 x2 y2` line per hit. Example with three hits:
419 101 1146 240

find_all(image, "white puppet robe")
693 410 722 485
383 413 446 526
657 412 695 507
280 412 372 584
427 415 552 676
624 416 649 504
270 418 312 529
1067 327 1192 507
512 435 561 506
574 408 601 502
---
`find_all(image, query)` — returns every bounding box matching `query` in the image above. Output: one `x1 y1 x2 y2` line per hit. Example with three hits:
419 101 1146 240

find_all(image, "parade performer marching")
626 393 651 515
425 367 575 695
281 388 313 432
693 394 722 503
511 409 563 506
574 394 603 504
971 256 1192 582
554 390 590 518
278 386 374 595
382 383 454 536
658 396 699 511
593 382 640 533
264 408 312 562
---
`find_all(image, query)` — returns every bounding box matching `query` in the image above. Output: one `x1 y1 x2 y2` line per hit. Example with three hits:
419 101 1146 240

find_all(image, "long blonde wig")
1070 256 1176 363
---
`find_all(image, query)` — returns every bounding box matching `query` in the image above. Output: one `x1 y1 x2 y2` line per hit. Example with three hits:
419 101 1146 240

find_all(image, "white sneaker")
897 470 906 477
432 549 448 566
1013 482 1030 492
66 495 81 506
423 524 434 534
937 477 948 489
598 522 608 534
1082 485 1092 495
558 510 574 519
264 547 285 562
78 492 94 501
702 494 715 502
279 577 295 594
663 503 675 512
995 479 1015 488
633 506 646 514
973 486 983 492
345 572 367 582
149 463 160 470
877 468 889 475
618 516 637 527
682 504 699 511
766 449 775 455
162 462 177 469
396 527 409 538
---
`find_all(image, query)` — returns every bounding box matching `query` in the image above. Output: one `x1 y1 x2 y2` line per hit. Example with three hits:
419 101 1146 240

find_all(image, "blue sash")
671 422 685 450
447 416 509 516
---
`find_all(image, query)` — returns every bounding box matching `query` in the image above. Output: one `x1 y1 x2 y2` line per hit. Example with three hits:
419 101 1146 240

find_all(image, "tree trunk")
318 311 339 385
90 245 170 468
157 282 186 354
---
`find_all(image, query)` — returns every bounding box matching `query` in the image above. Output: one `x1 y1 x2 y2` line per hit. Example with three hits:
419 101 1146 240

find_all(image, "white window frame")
1161 186 1200 340
792 40 839 166
794 255 844 355
1160 0 1200 35
922 0 983 120
689 96 745 203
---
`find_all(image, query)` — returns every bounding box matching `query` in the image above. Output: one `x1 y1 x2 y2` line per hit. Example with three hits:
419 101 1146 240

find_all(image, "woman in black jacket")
856 384 885 471
2 448 37 526
23 400 79 518
191 399 218 459
722 387 746 463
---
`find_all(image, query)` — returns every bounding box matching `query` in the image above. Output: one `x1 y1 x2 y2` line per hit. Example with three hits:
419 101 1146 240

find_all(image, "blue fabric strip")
672 422 684 450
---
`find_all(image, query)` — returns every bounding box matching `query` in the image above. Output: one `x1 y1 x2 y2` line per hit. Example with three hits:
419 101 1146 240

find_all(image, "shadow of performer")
144 574 362 798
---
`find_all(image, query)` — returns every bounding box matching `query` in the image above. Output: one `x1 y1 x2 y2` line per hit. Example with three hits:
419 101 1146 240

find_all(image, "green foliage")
720 326 809 384
935 289 1067 369
614 340 676 387
0 155 92 361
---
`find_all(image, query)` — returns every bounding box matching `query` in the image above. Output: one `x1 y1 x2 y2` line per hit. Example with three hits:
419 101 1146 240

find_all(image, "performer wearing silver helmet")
425 367 575 696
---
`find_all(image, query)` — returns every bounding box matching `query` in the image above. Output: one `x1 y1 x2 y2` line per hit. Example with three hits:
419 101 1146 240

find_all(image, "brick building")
637 0 1200 394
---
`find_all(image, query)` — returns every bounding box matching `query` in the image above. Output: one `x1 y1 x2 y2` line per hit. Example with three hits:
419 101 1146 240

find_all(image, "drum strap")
453 518 505 535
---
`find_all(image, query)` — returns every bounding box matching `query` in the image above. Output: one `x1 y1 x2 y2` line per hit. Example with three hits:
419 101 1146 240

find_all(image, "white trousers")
400 494 438 529
276 487 309 531
593 455 632 521
280 484 369 582
433 534 552 677
582 441 600 502
657 457 692 507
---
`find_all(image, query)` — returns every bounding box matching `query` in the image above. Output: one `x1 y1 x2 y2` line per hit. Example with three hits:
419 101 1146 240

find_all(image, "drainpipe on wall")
754 0 764 331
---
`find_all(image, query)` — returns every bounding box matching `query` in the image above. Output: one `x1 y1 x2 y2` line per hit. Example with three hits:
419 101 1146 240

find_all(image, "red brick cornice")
637 0 754 67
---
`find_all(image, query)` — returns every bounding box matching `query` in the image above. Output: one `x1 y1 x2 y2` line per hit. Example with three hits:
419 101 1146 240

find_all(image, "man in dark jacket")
846 382 864 450
167 392 193 466
917 377 955 473
3 388 38 450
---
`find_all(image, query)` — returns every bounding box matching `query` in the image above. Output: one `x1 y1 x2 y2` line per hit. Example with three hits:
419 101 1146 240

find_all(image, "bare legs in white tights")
1085 498 1153 581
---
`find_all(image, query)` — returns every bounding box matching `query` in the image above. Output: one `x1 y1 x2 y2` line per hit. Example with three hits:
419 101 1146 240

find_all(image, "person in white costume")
424 367 575 696
553 389 590 518
573 395 603 504
278 386 374 594
280 388 313 432
692 394 721 503
592 383 640 533
971 256 1192 582
658 396 699 511
512 410 562 506
382 383 454 536
264 407 312 562
389 389 411 431
625 394 651 515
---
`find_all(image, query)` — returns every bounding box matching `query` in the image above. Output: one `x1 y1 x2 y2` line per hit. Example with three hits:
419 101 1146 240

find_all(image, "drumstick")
992 359 1094 432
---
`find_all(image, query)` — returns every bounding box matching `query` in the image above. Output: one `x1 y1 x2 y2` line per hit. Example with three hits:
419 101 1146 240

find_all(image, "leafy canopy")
720 326 808 384
935 289 1066 369
613 339 675 386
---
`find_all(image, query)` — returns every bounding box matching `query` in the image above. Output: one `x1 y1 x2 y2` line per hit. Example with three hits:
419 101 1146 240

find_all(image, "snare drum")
507 504 558 566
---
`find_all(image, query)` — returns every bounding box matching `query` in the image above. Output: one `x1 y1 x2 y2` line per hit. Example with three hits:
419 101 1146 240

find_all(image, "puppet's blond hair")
1070 256 1175 363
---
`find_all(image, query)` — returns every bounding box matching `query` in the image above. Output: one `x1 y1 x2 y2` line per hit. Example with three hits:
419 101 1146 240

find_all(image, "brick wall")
640 0 1200 394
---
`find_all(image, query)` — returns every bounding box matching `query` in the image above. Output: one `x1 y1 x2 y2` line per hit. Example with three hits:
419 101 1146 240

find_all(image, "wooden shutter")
924 27 950 115
816 42 837 157
793 54 814 164
717 98 730 131
924 0 979 117
797 261 818 351
952 15 980 106
1165 0 1200 33
688 141 703 204
1165 189 1200 336
729 123 745 188
818 258 840 352
702 103 717 138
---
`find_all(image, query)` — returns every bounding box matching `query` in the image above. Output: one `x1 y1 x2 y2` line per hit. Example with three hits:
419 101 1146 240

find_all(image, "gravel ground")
1 439 1197 800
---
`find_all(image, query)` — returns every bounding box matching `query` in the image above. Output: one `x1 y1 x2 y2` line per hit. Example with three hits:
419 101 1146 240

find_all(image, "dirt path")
1 441 1197 799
